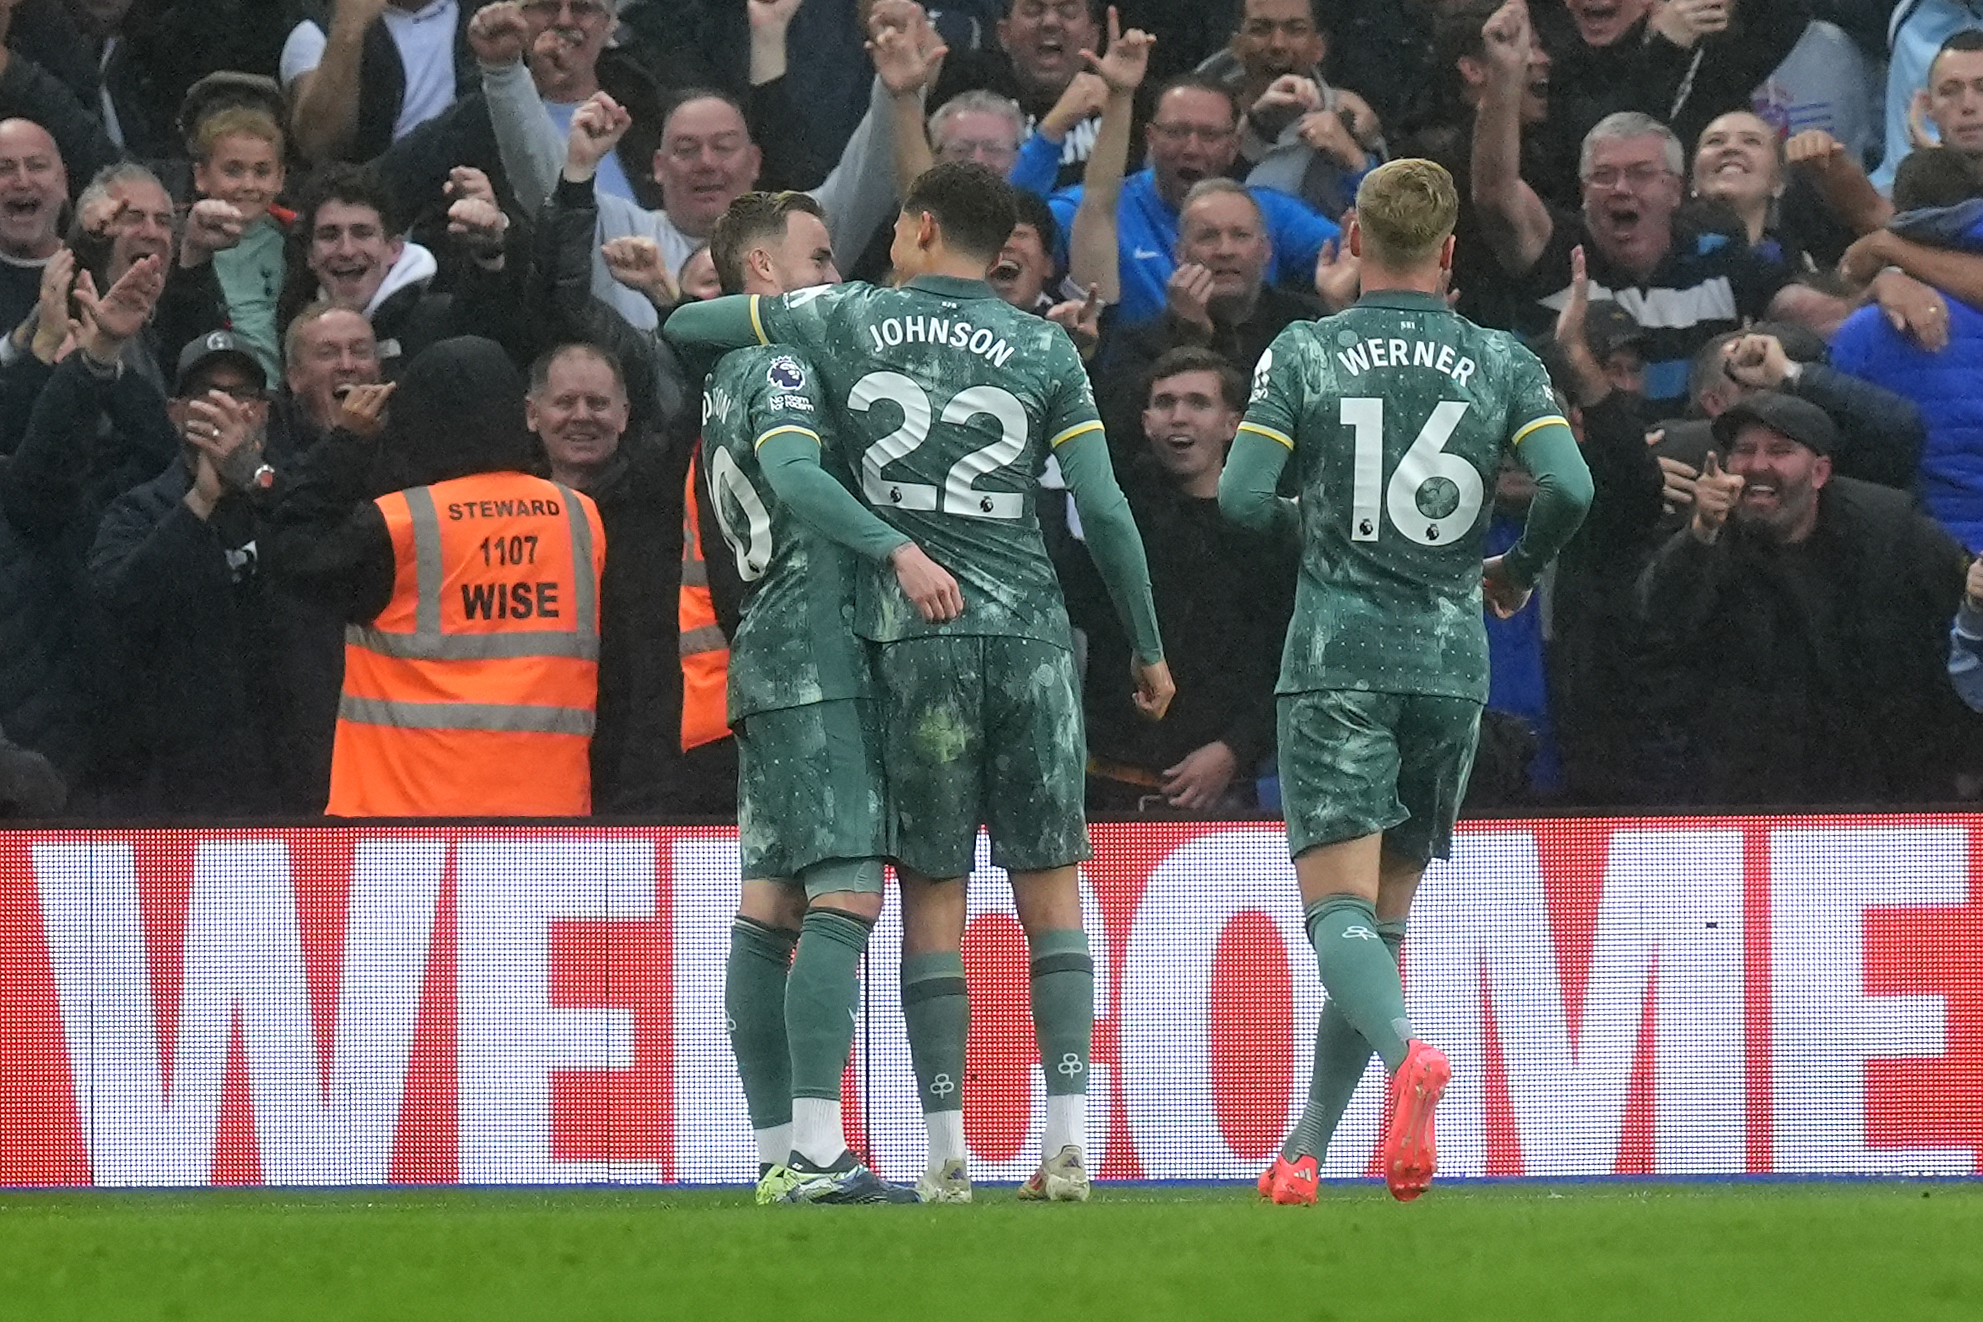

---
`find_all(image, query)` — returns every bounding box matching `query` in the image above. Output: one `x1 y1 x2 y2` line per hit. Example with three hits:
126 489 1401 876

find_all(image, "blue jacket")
1830 203 1983 549
1044 170 1339 328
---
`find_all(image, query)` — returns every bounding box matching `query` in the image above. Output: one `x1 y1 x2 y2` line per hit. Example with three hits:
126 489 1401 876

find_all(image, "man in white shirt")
282 0 485 163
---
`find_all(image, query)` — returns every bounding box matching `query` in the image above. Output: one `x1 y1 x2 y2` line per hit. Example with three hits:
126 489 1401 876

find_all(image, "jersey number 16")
1341 397 1482 546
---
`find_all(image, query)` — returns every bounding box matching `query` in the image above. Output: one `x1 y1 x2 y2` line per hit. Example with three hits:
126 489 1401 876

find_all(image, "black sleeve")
747 73 829 193
532 175 678 437
151 260 231 372
369 96 508 241
88 488 229 621
0 354 115 542
1652 0 1815 148
536 176 604 347
0 353 56 457
1220 534 1295 774
1636 526 1728 651
1789 362 1926 493
261 429 396 623
1569 392 1666 565
0 49 124 199
446 233 533 367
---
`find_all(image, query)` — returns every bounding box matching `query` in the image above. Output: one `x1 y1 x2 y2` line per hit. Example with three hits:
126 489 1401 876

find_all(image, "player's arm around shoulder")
663 295 765 352
744 349 965 625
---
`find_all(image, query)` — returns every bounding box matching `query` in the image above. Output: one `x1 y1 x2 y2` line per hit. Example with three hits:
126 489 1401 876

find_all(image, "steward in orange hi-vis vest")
263 337 610 818
327 472 607 816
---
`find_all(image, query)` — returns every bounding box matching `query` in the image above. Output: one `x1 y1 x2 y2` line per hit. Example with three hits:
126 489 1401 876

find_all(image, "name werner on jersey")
1335 336 1477 388
866 314 1016 369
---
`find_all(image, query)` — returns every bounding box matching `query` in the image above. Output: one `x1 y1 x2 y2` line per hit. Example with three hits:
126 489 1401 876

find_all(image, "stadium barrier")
0 816 1977 1187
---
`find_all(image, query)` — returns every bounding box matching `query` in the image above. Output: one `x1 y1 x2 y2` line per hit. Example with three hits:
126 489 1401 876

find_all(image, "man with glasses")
283 0 499 164
1472 4 1784 415
87 330 296 817
1046 75 1341 328
930 91 1029 175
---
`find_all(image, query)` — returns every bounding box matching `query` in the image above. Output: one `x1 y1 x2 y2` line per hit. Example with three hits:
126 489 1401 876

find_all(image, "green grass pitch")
2 1182 1978 1321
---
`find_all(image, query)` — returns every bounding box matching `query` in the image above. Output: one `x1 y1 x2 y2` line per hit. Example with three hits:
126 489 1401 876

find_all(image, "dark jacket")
1062 464 1295 796
1535 0 1814 164
1636 476 1978 805
0 352 176 787
528 177 742 814
372 45 668 239
2 0 292 166
1545 391 1674 806
87 461 291 817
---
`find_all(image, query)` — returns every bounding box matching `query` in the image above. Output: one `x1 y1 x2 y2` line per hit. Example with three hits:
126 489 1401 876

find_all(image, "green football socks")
1029 929 1093 1097
726 916 797 1159
787 906 873 1105
1031 928 1094 1160
1306 896 1412 1073
1282 918 1407 1163
902 950 969 1162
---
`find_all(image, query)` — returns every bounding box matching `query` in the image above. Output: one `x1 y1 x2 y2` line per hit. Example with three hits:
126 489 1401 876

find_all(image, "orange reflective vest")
327 472 607 817
679 444 731 751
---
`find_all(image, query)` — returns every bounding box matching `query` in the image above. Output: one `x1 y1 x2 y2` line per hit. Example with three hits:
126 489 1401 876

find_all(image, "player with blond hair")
1221 157 1593 1204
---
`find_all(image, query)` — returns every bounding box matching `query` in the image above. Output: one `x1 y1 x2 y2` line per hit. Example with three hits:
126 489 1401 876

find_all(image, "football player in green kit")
696 189 965 1206
1220 158 1593 1205
669 162 1173 1204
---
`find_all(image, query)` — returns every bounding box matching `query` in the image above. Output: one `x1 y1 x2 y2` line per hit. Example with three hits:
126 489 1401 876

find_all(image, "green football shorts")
1277 687 1483 864
734 697 888 892
873 634 1090 879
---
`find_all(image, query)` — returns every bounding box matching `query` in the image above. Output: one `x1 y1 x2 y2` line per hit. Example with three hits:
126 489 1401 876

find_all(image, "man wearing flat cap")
1636 391 1982 805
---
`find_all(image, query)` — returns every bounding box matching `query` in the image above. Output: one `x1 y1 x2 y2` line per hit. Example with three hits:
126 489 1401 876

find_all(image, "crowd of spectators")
1 0 1983 821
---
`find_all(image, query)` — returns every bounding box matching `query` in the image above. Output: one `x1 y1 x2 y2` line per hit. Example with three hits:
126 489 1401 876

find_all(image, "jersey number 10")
850 371 1028 521
1341 397 1482 546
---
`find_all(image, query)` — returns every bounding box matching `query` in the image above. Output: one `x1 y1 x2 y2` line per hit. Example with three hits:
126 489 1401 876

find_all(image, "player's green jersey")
748 275 1100 648
702 345 867 722
1237 290 1567 703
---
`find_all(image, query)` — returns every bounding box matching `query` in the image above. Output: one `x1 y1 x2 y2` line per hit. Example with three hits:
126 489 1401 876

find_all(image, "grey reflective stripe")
339 694 595 735
681 557 708 589
679 623 728 657
346 626 600 661
403 486 444 637
555 483 599 636
357 480 601 662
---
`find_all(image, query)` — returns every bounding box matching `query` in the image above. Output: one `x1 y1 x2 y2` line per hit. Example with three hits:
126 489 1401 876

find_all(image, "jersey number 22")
849 372 1027 520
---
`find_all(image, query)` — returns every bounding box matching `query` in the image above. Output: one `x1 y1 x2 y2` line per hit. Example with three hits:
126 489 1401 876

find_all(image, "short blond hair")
1353 158 1458 268
193 106 285 162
